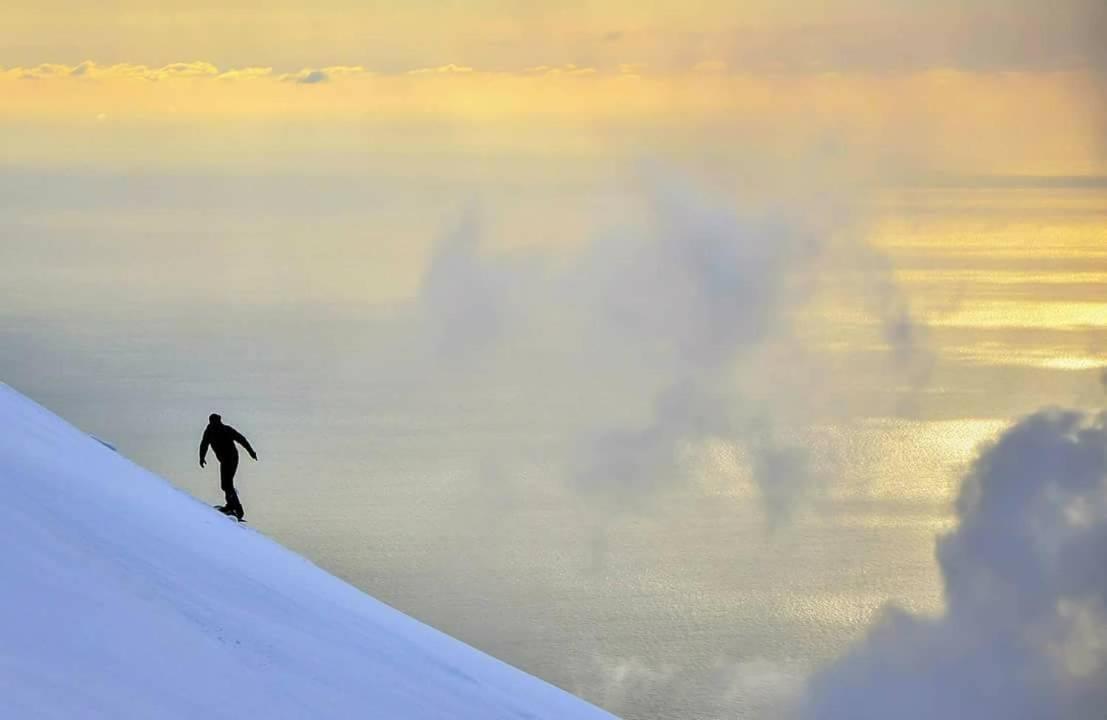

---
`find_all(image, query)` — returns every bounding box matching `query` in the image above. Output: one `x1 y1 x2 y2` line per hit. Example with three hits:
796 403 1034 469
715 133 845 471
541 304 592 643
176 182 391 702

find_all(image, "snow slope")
0 383 618 720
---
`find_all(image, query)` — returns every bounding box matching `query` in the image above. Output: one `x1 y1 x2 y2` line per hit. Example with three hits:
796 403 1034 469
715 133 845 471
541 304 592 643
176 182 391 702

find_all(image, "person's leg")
220 456 243 518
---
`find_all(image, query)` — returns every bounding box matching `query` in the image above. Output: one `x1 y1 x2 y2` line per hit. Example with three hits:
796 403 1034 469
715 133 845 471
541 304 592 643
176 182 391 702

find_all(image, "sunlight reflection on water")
1 182 1105 719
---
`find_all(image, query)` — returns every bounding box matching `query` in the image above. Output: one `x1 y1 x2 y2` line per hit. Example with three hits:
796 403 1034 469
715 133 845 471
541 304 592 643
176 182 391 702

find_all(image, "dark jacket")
200 423 256 464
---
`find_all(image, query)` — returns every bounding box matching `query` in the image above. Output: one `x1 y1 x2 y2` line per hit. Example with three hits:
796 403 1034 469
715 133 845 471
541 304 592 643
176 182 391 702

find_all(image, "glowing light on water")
948 343 1107 370
933 301 1107 330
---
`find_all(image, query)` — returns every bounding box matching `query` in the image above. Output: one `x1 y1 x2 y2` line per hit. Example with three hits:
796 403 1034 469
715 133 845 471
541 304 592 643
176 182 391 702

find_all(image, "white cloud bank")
803 408 1107 719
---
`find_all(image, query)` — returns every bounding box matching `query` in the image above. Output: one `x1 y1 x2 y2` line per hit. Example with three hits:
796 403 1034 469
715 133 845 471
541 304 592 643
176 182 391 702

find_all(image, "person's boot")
233 504 245 522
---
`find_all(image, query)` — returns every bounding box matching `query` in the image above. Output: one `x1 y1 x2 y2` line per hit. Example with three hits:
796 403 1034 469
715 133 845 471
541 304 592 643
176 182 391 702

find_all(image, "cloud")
582 654 806 719
7 63 71 80
407 64 474 75
278 66 366 84
853 243 935 386
4 61 222 81
413 166 923 525
418 211 506 359
525 64 597 76
282 69 328 84
558 173 826 519
803 408 1107 720
149 62 220 79
216 67 273 81
1 61 367 84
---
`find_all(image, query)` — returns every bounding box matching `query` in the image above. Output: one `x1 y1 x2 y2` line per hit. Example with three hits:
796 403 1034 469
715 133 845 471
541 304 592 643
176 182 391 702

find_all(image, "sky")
2 0 1105 178
2 1 1105 73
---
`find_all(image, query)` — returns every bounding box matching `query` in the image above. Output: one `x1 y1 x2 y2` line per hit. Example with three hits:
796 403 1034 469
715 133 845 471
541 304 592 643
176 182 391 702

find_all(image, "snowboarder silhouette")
199 413 257 521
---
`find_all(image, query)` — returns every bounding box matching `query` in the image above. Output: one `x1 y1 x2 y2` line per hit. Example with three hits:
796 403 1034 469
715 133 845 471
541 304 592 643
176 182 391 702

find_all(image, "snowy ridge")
0 383 617 719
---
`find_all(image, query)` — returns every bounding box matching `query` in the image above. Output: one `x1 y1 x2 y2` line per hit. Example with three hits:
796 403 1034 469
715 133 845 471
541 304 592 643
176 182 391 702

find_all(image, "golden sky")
2 0 1105 176
3 1 1105 72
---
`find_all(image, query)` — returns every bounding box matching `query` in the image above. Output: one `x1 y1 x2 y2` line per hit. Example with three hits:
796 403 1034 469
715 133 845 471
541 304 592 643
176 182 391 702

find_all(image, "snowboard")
212 505 246 522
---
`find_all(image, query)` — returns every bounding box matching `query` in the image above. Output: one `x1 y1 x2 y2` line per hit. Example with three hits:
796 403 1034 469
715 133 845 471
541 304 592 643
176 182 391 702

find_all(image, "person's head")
208 413 222 425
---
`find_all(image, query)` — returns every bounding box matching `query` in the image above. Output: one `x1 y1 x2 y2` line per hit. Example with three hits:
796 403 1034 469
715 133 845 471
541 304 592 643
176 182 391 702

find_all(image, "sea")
2 167 1104 719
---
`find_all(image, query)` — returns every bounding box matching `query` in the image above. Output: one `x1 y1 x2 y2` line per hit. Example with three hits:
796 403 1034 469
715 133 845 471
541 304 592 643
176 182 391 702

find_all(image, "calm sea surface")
2 174 1104 719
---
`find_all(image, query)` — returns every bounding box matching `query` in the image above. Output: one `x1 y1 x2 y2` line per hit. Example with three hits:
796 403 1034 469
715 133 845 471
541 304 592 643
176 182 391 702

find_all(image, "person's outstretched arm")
232 428 258 460
199 427 211 467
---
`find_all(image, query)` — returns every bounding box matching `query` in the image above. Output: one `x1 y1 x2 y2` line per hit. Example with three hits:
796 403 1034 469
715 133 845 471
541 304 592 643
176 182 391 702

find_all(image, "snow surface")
0 383 618 719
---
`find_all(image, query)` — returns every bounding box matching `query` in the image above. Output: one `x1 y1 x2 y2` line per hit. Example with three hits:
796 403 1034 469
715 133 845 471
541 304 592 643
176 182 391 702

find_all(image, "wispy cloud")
4 60 221 81
279 66 366 84
411 164 927 526
281 69 328 84
407 64 474 75
526 64 597 77
217 67 273 81
1 61 367 83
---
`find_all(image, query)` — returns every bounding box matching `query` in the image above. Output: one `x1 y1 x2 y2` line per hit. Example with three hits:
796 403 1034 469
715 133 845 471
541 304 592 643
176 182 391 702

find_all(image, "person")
199 413 257 520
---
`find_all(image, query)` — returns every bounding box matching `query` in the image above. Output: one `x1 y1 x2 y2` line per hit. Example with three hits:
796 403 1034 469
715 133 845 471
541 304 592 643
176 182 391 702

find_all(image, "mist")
405 163 928 527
